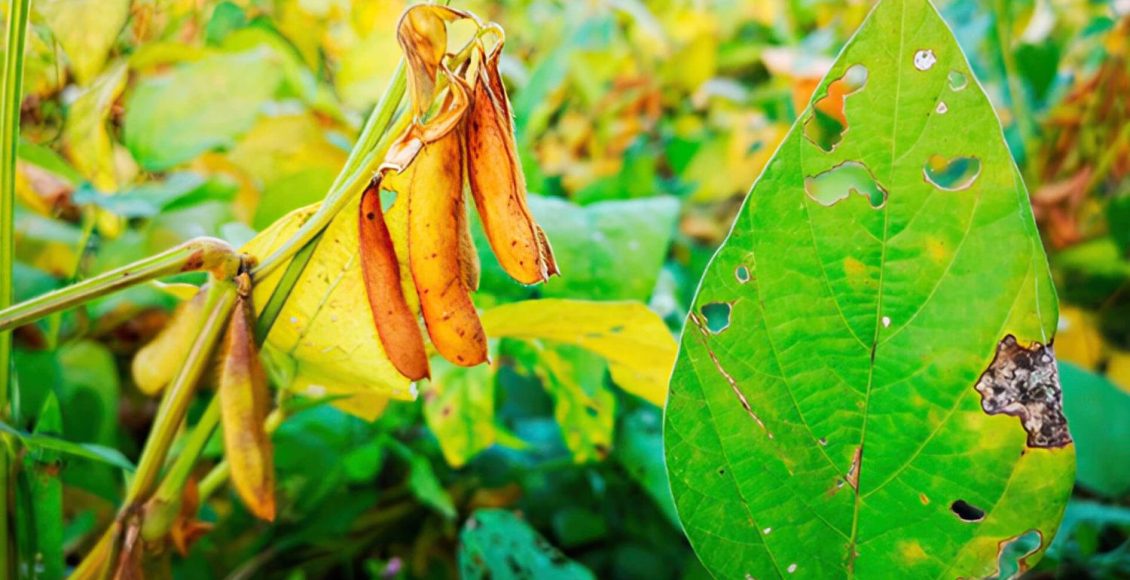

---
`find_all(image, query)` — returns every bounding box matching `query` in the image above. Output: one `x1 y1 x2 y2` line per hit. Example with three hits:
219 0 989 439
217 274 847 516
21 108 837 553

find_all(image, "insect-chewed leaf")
132 287 208 395
393 129 488 367
359 184 430 381
465 44 558 285
663 1 1073 578
242 198 415 420
218 280 275 521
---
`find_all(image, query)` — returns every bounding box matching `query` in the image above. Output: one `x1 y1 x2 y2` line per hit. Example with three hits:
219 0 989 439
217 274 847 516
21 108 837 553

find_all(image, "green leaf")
0 421 134 472
664 1 1072 578
20 393 65 580
459 509 595 580
1059 362 1130 498
123 49 285 171
475 195 680 303
424 360 496 468
386 439 456 519
73 172 237 218
615 408 679 527
537 345 615 463
36 0 129 85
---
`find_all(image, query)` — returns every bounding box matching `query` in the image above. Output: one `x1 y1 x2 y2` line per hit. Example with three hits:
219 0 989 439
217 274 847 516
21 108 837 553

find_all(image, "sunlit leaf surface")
664 1 1074 577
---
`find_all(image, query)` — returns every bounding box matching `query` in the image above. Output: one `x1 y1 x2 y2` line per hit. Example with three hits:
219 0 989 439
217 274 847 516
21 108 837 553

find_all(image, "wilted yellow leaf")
242 197 415 419
64 63 128 192
480 299 675 406
36 0 130 85
1055 305 1105 370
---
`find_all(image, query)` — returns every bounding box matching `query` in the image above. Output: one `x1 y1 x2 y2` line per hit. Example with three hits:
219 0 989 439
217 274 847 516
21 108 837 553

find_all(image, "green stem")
71 280 237 577
1 0 31 575
141 396 222 542
0 236 239 333
252 62 407 280
125 280 238 504
196 458 230 503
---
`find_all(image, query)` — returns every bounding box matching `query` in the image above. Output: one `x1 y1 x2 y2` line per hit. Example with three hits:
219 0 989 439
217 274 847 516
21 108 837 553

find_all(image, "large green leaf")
123 49 284 171
663 1 1073 577
1059 363 1130 498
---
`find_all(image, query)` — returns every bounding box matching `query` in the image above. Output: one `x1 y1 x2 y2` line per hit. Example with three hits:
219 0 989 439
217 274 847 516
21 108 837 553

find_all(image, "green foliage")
123 50 286 171
2 0 1127 577
665 0 1072 576
459 509 595 579
1060 363 1130 498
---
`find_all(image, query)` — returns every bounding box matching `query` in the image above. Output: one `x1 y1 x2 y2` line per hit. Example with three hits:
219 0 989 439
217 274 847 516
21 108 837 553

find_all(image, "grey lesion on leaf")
974 335 1072 449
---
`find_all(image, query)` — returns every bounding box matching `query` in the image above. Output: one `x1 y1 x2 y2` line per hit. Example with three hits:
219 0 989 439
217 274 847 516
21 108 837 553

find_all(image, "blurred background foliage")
3 0 1130 577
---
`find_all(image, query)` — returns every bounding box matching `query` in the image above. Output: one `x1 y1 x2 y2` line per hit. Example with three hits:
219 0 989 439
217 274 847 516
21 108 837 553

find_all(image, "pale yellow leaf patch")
242 197 415 419
480 299 676 406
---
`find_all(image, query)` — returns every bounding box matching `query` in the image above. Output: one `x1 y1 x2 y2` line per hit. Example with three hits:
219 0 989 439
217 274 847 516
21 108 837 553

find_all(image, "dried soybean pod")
465 44 556 285
218 273 275 521
359 181 430 380
404 130 488 367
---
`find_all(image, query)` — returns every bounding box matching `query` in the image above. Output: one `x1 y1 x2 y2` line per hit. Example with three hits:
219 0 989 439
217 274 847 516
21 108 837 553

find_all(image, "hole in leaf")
923 154 981 191
701 302 731 334
803 64 868 152
996 530 1042 579
948 70 967 91
735 265 750 283
805 161 888 208
380 188 398 211
950 499 986 522
913 49 937 71
935 101 948 114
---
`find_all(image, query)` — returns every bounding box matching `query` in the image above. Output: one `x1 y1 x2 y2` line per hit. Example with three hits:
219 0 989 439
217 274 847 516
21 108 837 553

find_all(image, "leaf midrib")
846 1 907 574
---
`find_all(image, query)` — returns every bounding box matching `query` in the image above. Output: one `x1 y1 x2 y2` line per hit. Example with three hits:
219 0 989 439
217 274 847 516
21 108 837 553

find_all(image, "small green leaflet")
663 0 1074 578
0 420 135 472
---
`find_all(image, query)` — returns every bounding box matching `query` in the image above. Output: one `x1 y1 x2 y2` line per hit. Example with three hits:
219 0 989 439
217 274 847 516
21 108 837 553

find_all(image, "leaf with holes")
663 1 1074 578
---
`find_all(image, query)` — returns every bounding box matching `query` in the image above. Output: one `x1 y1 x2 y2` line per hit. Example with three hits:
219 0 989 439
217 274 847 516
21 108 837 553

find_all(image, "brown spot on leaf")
974 335 1072 448
846 446 862 492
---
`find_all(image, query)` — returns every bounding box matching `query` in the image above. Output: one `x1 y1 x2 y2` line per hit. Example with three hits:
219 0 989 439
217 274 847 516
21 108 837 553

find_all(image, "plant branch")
125 279 238 504
0 237 239 333
252 62 407 280
1 0 32 575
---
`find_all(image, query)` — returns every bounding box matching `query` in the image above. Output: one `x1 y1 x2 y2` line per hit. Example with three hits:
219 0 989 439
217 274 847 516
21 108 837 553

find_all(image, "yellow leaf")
1055 306 1105 370
480 299 675 406
1107 349 1130 395
242 198 416 417
64 63 128 192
